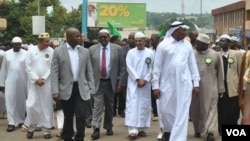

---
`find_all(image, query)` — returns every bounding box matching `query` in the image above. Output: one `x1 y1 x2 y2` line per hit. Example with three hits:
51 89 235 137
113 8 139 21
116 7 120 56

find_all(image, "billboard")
87 2 146 28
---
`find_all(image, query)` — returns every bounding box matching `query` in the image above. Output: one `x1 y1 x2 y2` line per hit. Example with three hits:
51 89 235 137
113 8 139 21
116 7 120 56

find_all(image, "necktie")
101 47 107 78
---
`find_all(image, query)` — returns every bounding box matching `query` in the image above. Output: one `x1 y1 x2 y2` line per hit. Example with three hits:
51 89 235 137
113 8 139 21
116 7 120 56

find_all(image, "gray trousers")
92 79 114 129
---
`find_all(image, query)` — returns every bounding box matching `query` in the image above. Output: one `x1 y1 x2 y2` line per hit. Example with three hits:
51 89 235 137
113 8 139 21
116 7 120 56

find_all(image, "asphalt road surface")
0 114 223 141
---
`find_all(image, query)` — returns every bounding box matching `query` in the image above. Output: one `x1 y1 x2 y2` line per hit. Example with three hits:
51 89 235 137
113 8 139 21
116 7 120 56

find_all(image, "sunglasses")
99 36 108 39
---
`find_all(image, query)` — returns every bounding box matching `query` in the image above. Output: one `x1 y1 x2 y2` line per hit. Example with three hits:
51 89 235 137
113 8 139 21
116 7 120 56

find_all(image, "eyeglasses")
99 36 108 39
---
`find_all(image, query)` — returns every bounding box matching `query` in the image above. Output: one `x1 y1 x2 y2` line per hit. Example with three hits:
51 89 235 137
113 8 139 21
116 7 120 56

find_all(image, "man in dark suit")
89 29 124 140
51 27 95 141
117 32 135 116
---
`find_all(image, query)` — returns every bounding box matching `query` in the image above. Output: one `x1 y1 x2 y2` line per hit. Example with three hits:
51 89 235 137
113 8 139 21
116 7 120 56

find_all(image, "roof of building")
212 0 245 15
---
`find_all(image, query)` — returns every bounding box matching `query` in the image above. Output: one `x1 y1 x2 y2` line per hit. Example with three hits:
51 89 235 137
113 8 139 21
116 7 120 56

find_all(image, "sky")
61 0 240 14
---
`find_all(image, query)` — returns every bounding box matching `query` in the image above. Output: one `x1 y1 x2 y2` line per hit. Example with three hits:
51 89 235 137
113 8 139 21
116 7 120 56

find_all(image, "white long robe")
152 37 200 141
24 46 54 128
125 47 154 128
0 49 27 126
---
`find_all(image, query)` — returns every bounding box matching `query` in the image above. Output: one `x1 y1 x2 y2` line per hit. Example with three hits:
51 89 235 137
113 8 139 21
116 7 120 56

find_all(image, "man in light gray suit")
51 28 94 141
89 29 124 140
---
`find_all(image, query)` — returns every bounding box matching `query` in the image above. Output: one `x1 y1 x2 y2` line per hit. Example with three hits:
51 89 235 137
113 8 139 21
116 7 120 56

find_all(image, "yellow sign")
96 3 146 28
99 4 130 17
0 18 7 31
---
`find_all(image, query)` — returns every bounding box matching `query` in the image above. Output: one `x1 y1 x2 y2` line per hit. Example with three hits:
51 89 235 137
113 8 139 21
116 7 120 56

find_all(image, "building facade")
245 0 250 46
212 0 246 46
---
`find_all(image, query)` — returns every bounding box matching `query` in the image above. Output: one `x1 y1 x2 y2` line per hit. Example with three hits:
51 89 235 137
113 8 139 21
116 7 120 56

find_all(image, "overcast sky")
61 0 240 14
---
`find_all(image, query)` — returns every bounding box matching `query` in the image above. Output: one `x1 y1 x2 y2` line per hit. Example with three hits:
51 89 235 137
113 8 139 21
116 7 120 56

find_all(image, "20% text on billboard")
99 4 130 17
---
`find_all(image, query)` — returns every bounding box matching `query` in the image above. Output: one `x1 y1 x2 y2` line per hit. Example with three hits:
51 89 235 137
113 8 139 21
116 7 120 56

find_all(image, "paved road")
0 115 222 141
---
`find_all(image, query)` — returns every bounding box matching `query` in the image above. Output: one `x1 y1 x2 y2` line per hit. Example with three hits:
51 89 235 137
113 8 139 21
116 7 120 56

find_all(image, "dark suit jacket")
119 45 130 87
89 43 124 94
51 44 95 100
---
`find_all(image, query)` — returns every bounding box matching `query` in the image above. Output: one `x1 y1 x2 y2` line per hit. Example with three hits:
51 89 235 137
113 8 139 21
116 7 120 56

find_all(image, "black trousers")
61 83 90 141
151 87 158 116
114 90 125 115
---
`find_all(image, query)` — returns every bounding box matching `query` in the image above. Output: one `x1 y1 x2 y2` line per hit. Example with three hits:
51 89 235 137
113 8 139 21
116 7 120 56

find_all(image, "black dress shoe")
194 133 201 138
207 132 215 141
91 128 100 140
119 112 125 118
6 125 15 132
106 129 113 135
161 132 170 141
138 131 147 137
44 134 52 139
27 131 34 139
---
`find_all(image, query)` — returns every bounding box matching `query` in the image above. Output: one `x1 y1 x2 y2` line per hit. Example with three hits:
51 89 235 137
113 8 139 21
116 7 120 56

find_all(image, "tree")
20 0 69 43
0 1 25 43
158 18 196 38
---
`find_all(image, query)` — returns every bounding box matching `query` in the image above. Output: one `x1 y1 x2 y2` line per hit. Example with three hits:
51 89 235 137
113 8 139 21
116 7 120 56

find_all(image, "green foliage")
147 12 213 33
0 1 25 43
0 2 213 45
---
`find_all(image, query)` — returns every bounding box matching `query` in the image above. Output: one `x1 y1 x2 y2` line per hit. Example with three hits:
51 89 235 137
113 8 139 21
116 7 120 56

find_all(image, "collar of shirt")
169 36 185 43
100 43 111 50
221 51 229 58
198 49 208 54
66 42 81 50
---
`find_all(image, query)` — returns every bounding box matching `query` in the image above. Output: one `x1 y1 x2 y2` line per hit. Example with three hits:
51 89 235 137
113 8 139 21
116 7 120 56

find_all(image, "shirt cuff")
193 81 199 87
152 83 159 90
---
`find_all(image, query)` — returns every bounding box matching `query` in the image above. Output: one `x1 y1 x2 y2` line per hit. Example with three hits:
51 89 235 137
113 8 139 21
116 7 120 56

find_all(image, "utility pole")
200 0 202 17
38 0 40 15
181 0 185 18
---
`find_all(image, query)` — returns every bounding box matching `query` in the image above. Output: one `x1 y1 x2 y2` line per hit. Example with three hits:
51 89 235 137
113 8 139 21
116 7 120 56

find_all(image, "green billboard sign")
88 2 146 28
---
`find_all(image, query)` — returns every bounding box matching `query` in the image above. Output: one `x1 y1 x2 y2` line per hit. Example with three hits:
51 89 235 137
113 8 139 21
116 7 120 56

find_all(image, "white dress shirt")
67 43 80 81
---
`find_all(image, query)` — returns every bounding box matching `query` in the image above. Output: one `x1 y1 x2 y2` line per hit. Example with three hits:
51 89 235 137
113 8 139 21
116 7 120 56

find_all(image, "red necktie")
101 47 107 78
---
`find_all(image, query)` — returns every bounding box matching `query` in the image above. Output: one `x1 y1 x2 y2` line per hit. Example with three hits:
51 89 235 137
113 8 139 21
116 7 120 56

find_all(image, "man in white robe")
125 32 154 140
24 32 54 139
152 21 200 141
0 36 27 132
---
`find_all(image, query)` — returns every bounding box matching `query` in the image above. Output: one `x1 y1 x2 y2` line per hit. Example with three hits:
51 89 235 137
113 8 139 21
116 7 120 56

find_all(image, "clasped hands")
136 79 146 88
35 78 45 86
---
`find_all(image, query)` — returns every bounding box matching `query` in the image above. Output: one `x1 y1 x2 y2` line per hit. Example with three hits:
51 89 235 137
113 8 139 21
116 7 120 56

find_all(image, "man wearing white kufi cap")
217 33 242 136
152 21 200 141
89 28 124 140
24 32 54 139
125 31 154 139
190 33 224 141
230 36 240 50
0 36 28 132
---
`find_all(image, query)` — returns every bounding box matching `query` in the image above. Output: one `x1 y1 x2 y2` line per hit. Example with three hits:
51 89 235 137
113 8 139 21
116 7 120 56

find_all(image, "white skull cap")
12 36 22 43
99 29 110 34
135 32 145 38
220 34 230 40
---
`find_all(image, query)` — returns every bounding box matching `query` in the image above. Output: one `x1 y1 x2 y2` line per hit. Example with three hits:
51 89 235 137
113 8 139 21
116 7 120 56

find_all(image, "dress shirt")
67 43 80 81
222 51 229 58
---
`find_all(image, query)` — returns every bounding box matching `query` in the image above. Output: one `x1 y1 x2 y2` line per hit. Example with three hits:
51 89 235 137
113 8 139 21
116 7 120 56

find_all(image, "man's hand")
193 87 199 97
115 85 122 93
35 78 45 86
52 93 59 102
137 79 146 88
153 89 160 99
